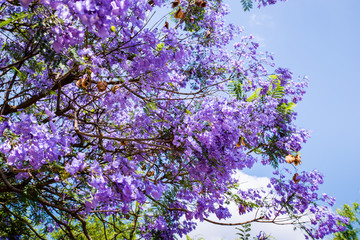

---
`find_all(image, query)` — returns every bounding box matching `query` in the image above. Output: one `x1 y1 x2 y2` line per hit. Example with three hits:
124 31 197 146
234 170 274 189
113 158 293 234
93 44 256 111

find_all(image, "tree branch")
2 65 80 115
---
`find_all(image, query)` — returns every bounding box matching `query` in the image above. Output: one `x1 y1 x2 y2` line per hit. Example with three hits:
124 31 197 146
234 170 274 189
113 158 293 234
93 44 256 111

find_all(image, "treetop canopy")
0 0 347 239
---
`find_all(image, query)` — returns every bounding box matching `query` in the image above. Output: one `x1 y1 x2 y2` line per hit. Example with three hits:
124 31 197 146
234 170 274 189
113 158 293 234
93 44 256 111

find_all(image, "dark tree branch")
0 168 22 193
0 203 47 240
0 51 39 71
203 216 265 226
2 65 80 115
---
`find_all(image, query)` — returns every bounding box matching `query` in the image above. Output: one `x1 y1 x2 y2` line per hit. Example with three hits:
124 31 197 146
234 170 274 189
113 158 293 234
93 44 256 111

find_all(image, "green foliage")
225 184 259 209
236 223 251 240
0 200 33 239
229 75 286 102
241 0 254 12
333 203 360 240
0 12 33 28
228 74 246 100
267 76 285 99
184 6 207 32
186 235 205 240
247 88 261 102
156 42 165 52
0 192 48 239
235 225 274 240
51 213 139 240
277 101 296 117
227 74 296 168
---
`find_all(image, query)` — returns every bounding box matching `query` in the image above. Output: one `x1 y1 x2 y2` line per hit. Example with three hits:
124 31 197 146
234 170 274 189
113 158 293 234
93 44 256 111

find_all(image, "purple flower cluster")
255 0 288 8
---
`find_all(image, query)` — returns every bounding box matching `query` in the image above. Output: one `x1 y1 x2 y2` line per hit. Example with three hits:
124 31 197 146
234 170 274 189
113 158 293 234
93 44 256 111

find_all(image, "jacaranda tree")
0 0 348 239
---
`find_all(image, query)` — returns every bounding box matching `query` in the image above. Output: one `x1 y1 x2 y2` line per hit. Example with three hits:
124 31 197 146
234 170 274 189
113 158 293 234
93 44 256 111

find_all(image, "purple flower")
47 224 54 233
19 0 33 7
65 153 87 175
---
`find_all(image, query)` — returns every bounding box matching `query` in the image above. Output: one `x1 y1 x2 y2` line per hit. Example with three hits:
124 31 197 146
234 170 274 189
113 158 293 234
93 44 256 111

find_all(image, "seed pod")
171 0 180 8
148 0 155 6
76 78 84 88
111 85 120 94
174 8 185 19
293 173 301 183
205 30 211 38
195 0 207 7
285 154 295 164
76 77 90 89
147 171 155 177
97 81 108 92
241 138 246 146
294 155 301 166
164 21 169 29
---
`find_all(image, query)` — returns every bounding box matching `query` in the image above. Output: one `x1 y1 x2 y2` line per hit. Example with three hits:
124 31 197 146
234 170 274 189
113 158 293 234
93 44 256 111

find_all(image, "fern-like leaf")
241 0 253 11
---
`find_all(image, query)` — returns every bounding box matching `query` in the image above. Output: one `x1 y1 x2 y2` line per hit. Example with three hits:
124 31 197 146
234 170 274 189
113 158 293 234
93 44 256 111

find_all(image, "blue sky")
187 1 360 239
226 0 360 209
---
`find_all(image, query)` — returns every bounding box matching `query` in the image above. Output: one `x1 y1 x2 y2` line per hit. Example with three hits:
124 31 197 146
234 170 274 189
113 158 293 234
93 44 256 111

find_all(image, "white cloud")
252 34 266 47
249 14 275 27
182 172 306 240
248 14 274 48
233 171 269 190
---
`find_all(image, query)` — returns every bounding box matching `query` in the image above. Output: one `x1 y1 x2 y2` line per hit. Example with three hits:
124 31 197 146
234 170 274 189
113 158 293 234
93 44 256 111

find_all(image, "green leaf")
268 76 285 99
241 0 253 11
11 66 25 80
156 42 165 52
228 79 245 100
277 102 296 115
285 102 296 111
147 102 157 110
247 88 261 102
0 12 33 28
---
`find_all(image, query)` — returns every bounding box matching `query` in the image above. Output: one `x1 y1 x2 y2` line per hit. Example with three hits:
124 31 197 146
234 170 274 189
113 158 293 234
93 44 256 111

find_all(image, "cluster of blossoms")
255 0 288 8
0 0 347 239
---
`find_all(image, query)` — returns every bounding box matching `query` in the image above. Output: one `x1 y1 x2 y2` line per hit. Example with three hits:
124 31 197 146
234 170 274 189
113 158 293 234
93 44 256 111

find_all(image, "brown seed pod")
205 30 211 38
241 138 246 146
171 0 180 8
294 155 301 166
164 21 169 29
293 173 301 183
146 171 155 177
76 77 90 89
111 85 120 94
97 81 108 92
285 154 295 164
76 78 84 88
195 0 207 7
174 8 185 19
148 0 155 7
